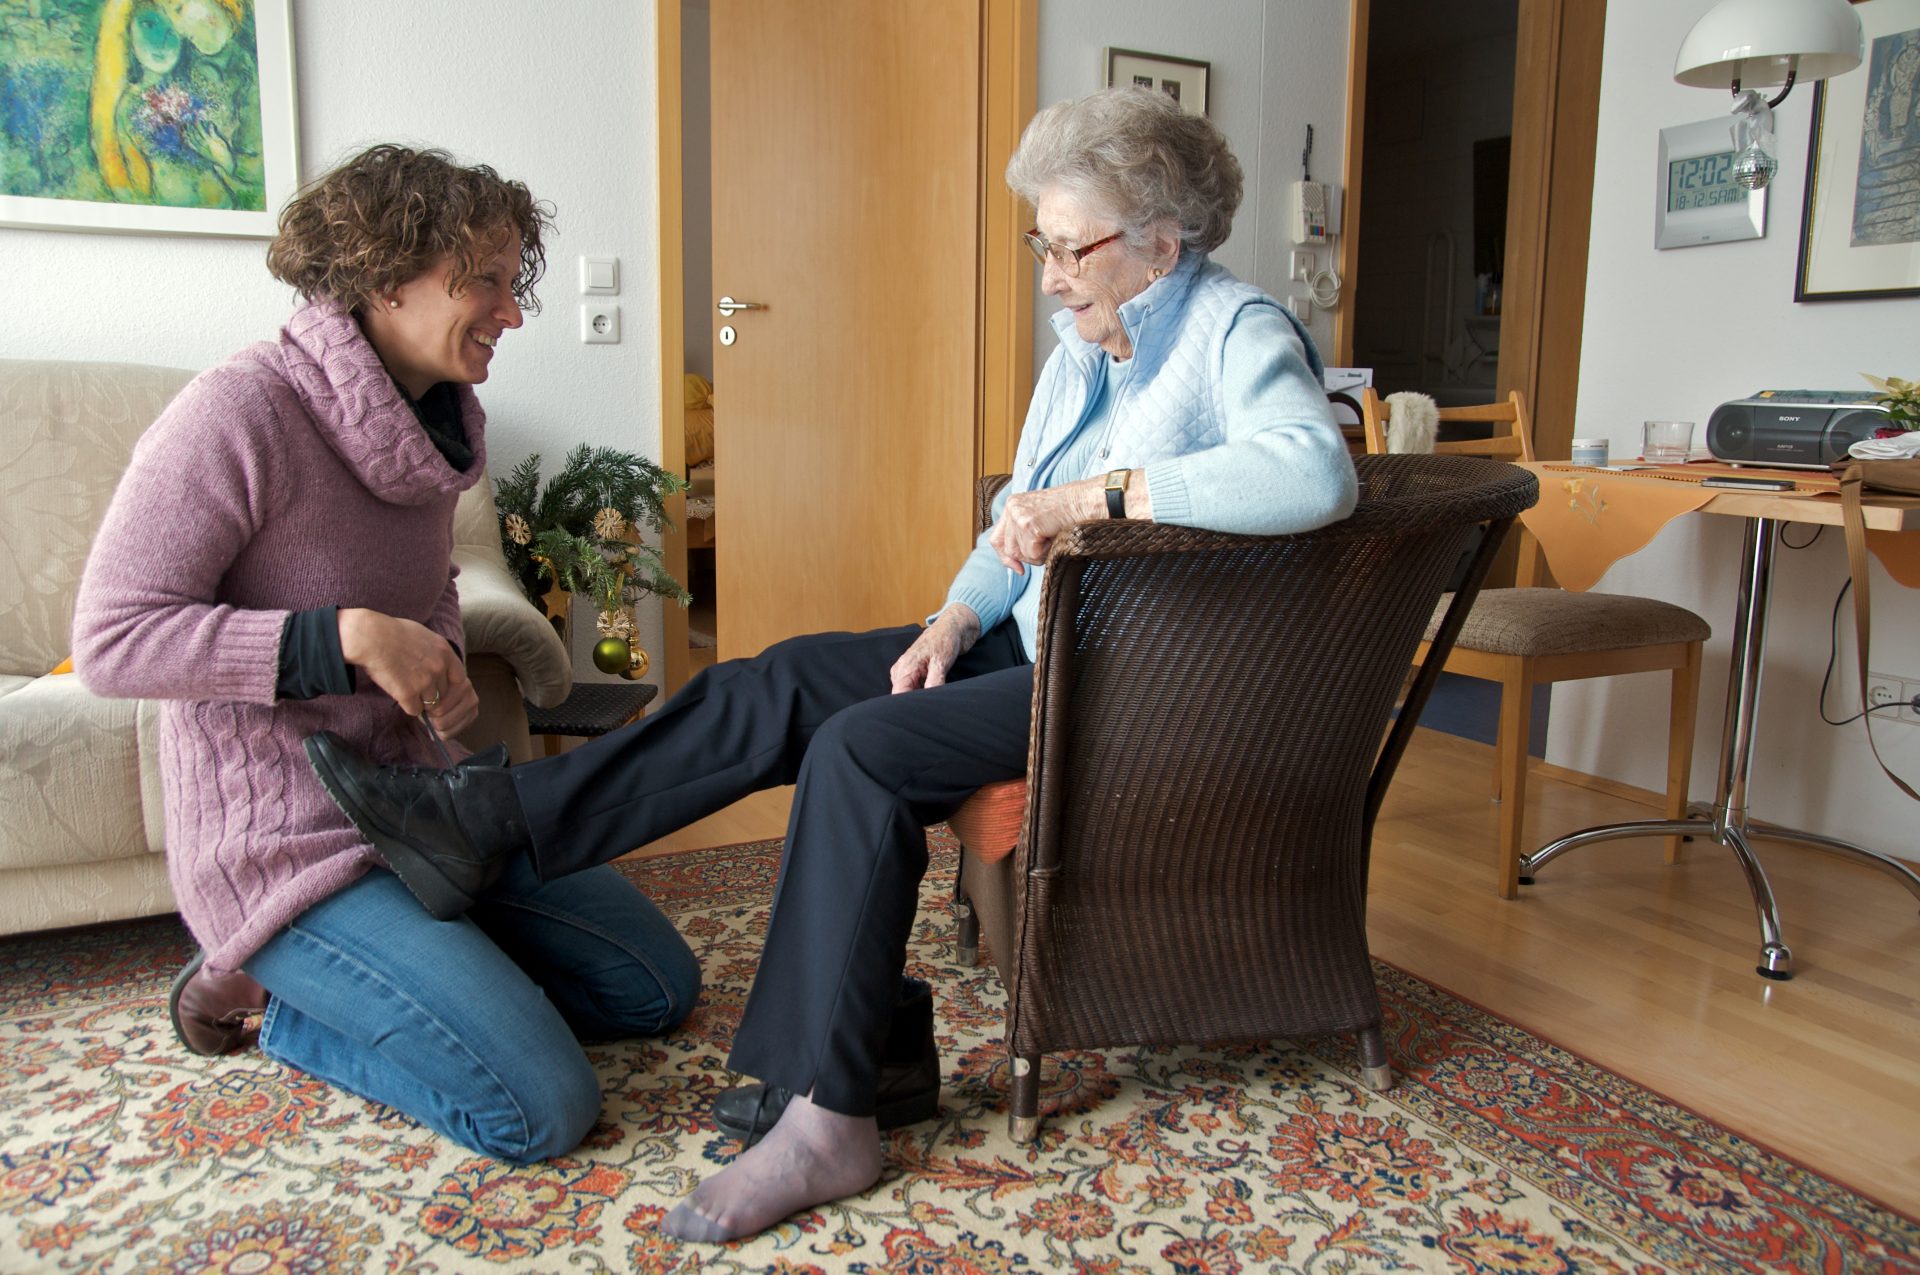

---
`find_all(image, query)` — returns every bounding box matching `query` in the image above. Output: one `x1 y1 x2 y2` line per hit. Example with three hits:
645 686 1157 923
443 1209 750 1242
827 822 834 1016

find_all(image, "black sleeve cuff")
277 607 357 700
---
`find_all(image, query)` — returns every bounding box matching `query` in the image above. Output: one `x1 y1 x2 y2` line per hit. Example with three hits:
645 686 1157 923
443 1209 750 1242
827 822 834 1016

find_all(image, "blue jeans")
243 858 699 1164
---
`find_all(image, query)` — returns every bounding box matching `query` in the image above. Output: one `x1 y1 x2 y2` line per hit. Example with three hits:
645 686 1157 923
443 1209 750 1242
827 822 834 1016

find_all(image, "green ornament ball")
592 636 631 675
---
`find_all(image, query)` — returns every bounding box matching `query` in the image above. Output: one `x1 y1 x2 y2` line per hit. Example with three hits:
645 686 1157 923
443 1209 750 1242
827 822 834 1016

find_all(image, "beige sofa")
0 359 570 937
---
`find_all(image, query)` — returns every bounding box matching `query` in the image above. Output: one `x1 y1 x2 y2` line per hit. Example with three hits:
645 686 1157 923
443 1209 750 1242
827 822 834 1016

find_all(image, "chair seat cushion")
1427 587 1710 657
947 778 1027 863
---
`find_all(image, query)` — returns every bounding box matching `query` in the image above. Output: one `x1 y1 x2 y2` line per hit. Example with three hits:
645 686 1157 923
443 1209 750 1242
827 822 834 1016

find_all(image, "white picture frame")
0 0 299 239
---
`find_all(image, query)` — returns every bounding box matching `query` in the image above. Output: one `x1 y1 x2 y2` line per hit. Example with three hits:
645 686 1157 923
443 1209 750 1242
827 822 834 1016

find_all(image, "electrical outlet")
1290 250 1316 282
580 303 620 344
1866 672 1918 726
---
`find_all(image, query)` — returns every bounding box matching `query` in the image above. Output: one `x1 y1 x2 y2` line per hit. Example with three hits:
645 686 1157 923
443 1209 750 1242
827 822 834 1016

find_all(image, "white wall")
0 0 667 692
1032 0 1352 374
1553 1 1920 853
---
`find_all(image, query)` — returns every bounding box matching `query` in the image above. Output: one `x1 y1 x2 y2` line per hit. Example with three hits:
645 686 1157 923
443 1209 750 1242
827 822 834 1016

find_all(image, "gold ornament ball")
592 637 631 675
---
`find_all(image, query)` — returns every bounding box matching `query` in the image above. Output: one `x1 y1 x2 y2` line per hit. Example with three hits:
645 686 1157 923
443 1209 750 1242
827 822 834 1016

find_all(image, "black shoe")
169 949 269 1056
712 976 941 1146
303 731 529 920
461 743 511 770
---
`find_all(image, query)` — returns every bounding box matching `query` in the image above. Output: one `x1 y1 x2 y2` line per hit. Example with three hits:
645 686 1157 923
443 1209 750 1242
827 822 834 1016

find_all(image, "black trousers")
512 622 1032 1114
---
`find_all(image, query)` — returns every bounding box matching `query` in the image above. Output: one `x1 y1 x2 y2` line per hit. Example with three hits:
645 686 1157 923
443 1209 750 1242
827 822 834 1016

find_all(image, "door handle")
716 296 764 317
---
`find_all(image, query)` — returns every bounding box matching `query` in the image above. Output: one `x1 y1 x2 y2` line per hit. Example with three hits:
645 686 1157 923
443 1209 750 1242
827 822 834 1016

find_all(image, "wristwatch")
1104 468 1131 519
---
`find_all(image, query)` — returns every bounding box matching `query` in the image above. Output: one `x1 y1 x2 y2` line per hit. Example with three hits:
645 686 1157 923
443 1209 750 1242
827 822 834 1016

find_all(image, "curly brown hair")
266 144 555 314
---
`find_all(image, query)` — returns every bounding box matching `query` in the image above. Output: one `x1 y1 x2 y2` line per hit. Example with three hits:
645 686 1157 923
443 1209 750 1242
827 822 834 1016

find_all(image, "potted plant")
493 446 690 677
1862 374 1919 435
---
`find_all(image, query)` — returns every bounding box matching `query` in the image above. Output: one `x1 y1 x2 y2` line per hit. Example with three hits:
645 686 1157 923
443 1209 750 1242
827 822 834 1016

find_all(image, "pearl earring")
386 298 399 309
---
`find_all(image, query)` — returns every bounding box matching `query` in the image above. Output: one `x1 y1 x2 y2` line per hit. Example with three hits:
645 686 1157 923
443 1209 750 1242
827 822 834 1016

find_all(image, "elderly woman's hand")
338 607 476 730
890 605 982 693
991 482 1103 572
991 475 1156 571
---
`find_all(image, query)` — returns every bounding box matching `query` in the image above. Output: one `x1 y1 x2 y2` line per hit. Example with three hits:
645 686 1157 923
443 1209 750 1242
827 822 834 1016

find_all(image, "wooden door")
707 0 982 660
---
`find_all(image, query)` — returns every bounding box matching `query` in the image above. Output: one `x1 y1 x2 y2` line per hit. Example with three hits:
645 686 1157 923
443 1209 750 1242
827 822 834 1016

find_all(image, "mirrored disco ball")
1733 144 1777 190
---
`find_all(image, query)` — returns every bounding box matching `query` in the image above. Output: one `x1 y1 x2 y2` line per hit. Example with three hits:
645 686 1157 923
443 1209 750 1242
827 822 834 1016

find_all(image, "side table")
524 682 660 755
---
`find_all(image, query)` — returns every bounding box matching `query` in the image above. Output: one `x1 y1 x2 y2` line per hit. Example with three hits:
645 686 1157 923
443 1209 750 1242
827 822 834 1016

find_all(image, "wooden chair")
948 455 1538 1142
1360 389 1709 896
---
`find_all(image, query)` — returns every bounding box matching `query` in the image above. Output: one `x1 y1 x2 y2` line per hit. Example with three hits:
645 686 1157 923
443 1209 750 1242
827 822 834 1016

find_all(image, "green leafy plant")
1862 374 1920 434
494 446 691 618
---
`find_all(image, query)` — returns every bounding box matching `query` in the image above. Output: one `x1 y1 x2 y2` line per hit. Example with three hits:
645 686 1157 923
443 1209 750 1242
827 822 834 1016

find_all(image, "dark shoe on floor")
303 730 529 920
168 949 269 1056
713 976 941 1146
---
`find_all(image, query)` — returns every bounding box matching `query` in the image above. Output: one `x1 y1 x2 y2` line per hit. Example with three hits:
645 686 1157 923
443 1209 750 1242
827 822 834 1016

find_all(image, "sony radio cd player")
1706 390 1890 469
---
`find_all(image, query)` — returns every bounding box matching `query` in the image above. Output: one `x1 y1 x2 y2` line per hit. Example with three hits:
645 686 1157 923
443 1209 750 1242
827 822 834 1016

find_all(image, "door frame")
655 0 690 693
653 0 1034 693
1333 0 1605 463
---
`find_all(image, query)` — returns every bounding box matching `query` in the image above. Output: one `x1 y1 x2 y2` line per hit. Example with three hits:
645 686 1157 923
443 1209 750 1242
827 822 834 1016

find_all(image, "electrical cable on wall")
1296 124 1342 310
1309 261 1343 309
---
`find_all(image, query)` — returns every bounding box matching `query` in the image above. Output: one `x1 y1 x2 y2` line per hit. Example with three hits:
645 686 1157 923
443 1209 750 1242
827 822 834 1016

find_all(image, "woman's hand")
990 479 1108 572
890 605 981 693
337 607 478 734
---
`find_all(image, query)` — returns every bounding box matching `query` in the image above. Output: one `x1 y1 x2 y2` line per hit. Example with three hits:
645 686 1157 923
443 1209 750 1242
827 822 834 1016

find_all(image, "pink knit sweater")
73 299 485 973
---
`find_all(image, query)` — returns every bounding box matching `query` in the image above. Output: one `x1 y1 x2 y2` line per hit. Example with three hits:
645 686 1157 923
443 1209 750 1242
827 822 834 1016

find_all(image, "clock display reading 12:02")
1668 152 1744 212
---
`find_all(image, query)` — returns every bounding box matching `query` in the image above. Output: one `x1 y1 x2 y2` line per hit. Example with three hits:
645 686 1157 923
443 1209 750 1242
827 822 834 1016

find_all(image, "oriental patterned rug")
2 834 1916 1274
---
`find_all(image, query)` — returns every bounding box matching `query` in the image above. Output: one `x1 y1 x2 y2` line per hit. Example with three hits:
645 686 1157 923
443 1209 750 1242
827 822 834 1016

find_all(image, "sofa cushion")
0 673 154 871
0 359 197 676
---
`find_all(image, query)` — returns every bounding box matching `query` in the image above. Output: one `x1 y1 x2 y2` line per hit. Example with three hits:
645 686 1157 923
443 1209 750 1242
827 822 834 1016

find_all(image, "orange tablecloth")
1517 463 1920 592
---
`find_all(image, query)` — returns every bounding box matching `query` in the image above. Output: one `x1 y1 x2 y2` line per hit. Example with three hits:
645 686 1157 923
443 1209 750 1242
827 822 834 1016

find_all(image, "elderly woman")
72 144 700 1164
306 89 1354 1237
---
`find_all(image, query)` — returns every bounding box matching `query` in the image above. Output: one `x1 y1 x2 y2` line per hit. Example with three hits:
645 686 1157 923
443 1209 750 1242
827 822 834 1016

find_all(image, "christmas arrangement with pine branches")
494 446 690 676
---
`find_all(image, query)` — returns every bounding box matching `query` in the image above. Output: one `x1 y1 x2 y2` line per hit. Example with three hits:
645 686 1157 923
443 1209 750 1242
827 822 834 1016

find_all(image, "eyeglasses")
1022 228 1125 277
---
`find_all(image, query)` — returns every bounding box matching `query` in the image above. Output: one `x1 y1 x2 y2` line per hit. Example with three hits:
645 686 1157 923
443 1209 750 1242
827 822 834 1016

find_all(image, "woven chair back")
999 454 1536 1054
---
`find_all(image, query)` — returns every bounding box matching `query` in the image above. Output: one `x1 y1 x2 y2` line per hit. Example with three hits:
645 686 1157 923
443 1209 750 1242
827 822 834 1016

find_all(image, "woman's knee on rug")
558 933 703 1042
483 864 704 1040
452 1042 601 1165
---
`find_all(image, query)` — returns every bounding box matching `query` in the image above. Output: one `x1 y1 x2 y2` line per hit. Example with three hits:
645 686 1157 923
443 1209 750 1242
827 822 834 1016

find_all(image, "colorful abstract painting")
0 0 295 236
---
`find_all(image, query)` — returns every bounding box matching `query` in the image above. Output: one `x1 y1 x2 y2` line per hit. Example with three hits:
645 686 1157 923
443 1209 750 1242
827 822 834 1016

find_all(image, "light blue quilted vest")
1016 253 1321 491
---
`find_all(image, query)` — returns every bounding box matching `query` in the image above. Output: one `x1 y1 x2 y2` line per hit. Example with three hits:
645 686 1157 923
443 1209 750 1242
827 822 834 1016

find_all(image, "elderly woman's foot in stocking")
664 1092 881 1242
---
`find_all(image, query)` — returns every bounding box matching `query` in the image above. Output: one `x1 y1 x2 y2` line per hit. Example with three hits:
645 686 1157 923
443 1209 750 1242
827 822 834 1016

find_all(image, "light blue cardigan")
940 251 1357 655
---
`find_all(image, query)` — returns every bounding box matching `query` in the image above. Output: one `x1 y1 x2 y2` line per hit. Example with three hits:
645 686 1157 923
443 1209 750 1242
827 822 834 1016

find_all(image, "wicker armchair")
950 454 1539 1141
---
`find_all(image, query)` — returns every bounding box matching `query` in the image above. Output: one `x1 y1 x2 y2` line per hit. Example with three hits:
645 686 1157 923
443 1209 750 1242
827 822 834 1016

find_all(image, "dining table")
1508 459 1920 979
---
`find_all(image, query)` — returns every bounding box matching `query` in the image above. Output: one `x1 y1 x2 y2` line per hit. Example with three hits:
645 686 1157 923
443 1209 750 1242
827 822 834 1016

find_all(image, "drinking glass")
1642 420 1694 464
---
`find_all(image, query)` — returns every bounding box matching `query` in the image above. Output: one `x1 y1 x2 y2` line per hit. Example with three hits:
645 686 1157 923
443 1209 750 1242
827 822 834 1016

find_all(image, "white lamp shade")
1674 0 1864 89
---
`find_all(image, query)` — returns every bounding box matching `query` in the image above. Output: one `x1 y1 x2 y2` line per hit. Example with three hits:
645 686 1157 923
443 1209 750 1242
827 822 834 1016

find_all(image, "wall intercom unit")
1291 180 1332 244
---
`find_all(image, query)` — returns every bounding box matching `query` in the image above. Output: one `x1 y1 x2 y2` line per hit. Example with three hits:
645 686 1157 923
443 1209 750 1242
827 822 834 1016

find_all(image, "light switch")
580 255 619 295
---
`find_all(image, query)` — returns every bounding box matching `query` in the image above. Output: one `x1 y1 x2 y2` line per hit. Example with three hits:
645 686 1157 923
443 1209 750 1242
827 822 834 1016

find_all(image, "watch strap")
1104 468 1129 519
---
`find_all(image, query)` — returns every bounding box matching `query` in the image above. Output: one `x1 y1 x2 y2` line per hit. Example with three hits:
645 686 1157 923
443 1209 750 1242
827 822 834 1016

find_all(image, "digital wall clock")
1655 116 1767 249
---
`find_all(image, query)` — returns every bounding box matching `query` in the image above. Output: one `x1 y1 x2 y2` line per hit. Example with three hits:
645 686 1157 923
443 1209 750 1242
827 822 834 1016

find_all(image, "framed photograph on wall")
1794 0 1920 301
1104 48 1210 117
0 0 299 238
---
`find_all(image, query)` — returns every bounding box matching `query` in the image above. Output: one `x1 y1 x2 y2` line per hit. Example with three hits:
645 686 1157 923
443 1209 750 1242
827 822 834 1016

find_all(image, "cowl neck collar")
1048 250 1207 363
273 296 487 506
